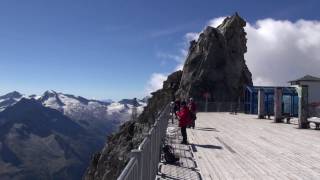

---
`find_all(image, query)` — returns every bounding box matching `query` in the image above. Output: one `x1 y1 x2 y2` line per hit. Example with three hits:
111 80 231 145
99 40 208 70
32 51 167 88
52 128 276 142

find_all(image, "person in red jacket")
177 101 192 144
188 98 197 129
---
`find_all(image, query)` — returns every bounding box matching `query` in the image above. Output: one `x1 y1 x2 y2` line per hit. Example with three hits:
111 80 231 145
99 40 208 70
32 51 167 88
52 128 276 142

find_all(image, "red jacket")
177 106 192 127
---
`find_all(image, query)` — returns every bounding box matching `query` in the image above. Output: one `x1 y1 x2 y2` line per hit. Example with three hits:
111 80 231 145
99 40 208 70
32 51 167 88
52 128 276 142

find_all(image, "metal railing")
117 104 170 180
308 103 320 117
196 101 244 113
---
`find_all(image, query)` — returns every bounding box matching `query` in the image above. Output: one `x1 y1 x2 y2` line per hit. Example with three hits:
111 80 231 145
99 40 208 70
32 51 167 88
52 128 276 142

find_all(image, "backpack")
163 145 179 164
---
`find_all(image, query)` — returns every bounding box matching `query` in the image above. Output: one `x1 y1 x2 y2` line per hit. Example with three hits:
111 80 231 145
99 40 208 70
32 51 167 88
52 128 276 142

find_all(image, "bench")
308 117 320 129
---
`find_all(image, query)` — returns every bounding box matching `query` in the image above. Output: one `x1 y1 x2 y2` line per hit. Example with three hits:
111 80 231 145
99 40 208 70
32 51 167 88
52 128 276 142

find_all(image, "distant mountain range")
0 91 146 180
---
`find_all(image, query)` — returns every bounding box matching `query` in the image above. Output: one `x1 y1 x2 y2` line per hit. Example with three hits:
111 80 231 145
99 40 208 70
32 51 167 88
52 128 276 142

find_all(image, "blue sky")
0 0 319 100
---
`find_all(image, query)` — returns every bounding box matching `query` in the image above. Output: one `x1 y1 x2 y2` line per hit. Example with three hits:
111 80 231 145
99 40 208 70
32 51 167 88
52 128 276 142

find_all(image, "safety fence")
117 104 170 180
196 101 244 113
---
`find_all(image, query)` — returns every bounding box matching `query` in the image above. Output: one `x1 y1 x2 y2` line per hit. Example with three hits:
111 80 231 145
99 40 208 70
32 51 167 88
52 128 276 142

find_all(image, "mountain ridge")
0 91 146 180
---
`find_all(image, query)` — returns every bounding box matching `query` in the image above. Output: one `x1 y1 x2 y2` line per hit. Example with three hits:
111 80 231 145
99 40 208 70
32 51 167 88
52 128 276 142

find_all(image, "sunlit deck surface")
159 113 320 180
157 117 201 180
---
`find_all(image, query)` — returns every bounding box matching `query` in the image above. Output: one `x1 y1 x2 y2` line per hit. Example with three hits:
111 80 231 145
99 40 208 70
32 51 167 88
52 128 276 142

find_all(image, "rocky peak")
0 91 24 111
176 13 252 102
84 13 253 180
217 12 247 56
0 91 23 100
42 90 58 97
40 90 65 107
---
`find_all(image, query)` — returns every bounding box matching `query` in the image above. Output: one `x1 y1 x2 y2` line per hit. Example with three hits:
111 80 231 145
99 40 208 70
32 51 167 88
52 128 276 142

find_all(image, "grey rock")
84 13 253 180
83 71 182 180
176 13 252 102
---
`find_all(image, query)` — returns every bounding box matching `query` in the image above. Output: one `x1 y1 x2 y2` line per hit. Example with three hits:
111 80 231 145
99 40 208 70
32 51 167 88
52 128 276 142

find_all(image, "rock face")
84 13 253 180
84 71 182 180
176 13 252 102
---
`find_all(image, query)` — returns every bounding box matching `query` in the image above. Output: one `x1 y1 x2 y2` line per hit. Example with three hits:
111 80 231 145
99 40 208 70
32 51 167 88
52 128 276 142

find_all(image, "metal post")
142 133 151 180
298 85 309 129
250 91 253 114
291 95 294 116
274 87 283 123
258 89 265 119
130 150 142 180
205 96 208 112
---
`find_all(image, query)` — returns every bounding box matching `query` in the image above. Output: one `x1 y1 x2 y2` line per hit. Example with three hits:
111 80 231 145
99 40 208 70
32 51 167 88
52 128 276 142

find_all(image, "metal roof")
289 75 320 83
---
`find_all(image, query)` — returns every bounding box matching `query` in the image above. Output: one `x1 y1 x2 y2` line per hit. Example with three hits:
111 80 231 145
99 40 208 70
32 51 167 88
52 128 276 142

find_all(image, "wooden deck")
157 117 201 180
189 113 320 180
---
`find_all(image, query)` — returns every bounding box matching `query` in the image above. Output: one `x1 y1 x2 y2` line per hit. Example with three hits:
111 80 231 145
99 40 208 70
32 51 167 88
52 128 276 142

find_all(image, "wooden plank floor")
157 117 202 180
189 113 320 180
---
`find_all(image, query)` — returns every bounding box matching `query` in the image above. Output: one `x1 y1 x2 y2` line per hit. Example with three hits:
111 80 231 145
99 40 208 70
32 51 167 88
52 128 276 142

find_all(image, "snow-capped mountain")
0 90 147 180
0 90 146 127
38 90 145 127
0 91 40 111
0 91 23 111
0 98 97 179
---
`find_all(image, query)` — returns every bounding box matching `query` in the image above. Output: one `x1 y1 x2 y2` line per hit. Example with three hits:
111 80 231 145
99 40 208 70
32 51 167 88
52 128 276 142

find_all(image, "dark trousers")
181 127 187 142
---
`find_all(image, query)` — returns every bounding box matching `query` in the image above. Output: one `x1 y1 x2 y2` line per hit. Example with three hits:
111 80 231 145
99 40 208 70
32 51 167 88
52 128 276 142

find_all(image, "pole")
298 85 309 128
205 96 208 112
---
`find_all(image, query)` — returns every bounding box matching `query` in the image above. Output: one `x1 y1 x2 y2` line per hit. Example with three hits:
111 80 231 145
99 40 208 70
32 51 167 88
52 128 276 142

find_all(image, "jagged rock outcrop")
176 13 252 102
84 13 253 180
84 71 182 180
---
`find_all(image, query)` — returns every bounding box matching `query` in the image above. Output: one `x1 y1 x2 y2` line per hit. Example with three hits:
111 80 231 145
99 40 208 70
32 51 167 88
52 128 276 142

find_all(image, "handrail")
117 157 139 180
117 104 170 180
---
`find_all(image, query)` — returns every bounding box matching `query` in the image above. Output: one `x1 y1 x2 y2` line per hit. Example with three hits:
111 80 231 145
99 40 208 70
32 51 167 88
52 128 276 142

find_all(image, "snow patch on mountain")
0 91 147 127
107 102 126 114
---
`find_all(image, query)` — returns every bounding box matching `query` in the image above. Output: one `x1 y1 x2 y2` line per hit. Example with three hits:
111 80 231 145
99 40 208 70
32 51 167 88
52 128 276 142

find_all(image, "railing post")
258 89 265 119
298 85 309 129
146 132 152 180
150 126 156 179
274 87 283 123
130 150 142 180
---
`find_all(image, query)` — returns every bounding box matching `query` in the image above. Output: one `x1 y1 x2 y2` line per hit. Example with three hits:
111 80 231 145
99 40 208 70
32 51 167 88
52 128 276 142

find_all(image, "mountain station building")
244 75 320 117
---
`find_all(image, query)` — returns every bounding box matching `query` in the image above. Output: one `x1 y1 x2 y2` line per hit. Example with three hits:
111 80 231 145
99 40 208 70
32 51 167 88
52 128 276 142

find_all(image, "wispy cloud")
156 52 181 62
145 73 168 94
148 22 197 38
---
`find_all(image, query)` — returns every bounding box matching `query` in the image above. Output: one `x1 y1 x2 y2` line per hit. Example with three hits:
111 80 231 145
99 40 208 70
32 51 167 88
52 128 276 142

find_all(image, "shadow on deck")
156 118 202 180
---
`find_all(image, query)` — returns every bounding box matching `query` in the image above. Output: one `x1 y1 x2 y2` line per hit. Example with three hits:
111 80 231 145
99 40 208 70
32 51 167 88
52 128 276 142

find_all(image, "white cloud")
146 16 320 95
185 32 200 42
245 18 320 86
187 17 320 86
145 73 168 94
208 17 226 28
